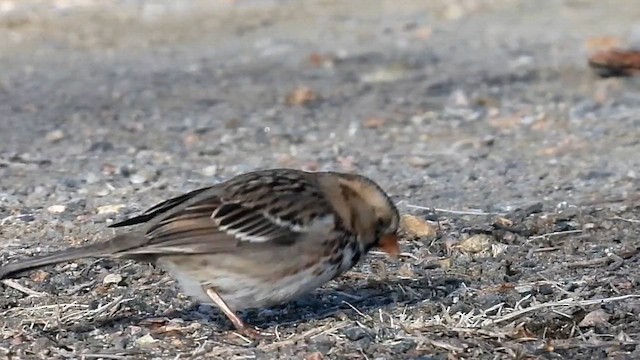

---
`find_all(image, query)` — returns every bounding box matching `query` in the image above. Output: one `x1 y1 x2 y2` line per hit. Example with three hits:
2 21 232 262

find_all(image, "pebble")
129 173 147 184
103 273 123 285
308 335 334 354
135 334 158 348
406 156 432 168
130 170 158 185
459 234 493 253
95 188 110 197
89 141 114 152
579 309 610 328
400 214 438 239
17 214 35 222
343 326 370 341
201 165 218 177
97 204 126 214
45 129 65 143
47 204 66 213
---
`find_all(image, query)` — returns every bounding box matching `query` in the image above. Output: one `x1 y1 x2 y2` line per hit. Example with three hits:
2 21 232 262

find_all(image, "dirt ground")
1 0 639 359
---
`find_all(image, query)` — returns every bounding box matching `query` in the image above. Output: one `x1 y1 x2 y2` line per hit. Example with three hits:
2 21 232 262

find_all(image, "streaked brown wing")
112 169 338 255
109 186 214 228
122 196 314 255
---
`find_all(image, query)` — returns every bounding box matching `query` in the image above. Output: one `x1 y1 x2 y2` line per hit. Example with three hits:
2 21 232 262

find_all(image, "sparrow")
0 168 400 338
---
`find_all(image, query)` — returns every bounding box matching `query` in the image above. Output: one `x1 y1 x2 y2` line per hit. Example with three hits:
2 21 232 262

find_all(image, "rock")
286 87 318 106
343 326 370 341
201 165 218 177
406 156 432 168
47 205 66 214
305 352 324 360
579 309 610 327
458 234 493 253
89 141 114 152
129 173 147 184
135 334 158 348
103 273 123 285
400 214 438 239
97 204 126 214
45 130 65 143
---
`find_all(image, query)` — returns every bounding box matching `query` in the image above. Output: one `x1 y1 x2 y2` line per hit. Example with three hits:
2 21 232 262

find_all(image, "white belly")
157 246 357 311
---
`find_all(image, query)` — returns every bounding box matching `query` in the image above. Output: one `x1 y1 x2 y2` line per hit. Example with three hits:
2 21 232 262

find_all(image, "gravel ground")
1 0 640 359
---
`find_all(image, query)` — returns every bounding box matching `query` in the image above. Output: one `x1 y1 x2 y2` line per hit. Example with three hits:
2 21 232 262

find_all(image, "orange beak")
378 233 400 259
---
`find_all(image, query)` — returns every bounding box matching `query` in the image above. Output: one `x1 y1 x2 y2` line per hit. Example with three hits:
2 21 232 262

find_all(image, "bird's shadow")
62 274 465 333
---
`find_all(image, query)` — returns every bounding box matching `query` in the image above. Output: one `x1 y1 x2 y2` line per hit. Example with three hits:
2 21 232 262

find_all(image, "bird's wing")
114 170 339 255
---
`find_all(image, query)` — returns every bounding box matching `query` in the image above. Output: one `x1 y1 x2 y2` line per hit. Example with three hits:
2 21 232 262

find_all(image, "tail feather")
0 233 147 280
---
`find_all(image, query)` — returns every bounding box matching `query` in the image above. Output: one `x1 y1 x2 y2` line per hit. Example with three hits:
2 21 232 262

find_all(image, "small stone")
95 188 110 197
309 334 334 354
360 65 407 83
494 217 514 227
63 178 79 188
306 352 324 360
343 327 369 341
538 284 554 295
30 270 49 283
407 156 432 168
458 234 493 253
129 173 147 184
285 87 318 106
447 89 469 107
102 163 118 175
437 257 453 269
103 273 123 285
362 117 386 129
491 243 508 257
201 165 218 177
89 141 114 152
97 204 126 214
18 214 35 222
47 205 66 214
119 165 133 177
45 130 65 143
400 214 438 239
135 334 157 348
579 309 610 327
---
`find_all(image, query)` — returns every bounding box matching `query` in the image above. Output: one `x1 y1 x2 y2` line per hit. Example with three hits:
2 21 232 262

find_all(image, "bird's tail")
0 233 147 280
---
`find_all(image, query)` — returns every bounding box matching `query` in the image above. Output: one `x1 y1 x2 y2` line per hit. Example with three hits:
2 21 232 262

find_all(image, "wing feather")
111 170 338 255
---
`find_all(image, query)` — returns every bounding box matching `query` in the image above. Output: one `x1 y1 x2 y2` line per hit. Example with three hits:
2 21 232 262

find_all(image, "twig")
1 279 45 297
406 204 506 216
529 229 583 240
531 247 561 253
367 250 419 261
484 294 640 325
342 300 371 320
566 257 611 269
331 290 363 301
259 322 348 350
609 216 640 224
428 339 465 352
55 349 130 359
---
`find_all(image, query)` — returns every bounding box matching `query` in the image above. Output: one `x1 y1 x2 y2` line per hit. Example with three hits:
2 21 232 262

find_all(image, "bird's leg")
204 287 271 339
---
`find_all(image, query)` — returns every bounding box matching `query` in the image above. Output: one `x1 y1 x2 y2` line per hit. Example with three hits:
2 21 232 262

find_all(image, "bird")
0 168 400 338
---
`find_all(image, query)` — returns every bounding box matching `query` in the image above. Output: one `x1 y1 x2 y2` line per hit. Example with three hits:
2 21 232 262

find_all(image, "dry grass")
1 295 130 331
